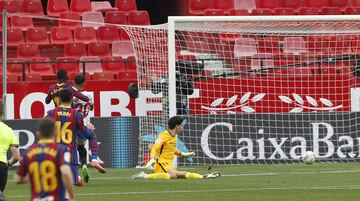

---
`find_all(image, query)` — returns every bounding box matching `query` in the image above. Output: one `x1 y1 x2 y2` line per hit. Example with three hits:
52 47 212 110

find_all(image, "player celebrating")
45 69 90 107
133 116 220 180
15 118 75 201
47 89 106 185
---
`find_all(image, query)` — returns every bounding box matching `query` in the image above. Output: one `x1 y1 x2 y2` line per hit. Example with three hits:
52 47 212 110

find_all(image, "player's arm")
14 155 29 184
8 130 20 166
60 165 74 200
45 87 53 104
70 87 90 103
145 135 166 168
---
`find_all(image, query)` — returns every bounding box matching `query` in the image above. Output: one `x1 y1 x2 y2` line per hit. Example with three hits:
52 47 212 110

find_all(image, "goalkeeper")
133 116 220 180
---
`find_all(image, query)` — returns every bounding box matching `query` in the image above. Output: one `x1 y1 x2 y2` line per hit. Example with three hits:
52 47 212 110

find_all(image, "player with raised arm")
47 89 106 185
15 118 75 201
45 70 90 107
133 116 220 180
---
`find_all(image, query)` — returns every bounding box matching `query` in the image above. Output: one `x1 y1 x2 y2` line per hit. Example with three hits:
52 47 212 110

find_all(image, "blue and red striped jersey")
17 140 70 201
45 82 90 107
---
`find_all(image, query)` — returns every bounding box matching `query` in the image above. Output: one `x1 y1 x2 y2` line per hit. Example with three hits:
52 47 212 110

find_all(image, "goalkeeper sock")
185 172 204 179
146 173 171 180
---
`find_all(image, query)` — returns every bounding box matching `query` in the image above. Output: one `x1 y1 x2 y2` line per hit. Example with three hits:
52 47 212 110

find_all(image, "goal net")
130 16 360 166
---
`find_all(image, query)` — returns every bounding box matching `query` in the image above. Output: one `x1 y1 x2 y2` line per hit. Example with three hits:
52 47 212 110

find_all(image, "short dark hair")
57 69 68 82
168 116 184 129
74 75 85 86
38 118 56 138
58 88 73 103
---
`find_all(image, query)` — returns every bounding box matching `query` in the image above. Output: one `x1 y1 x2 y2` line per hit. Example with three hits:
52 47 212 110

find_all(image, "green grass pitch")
4 163 360 201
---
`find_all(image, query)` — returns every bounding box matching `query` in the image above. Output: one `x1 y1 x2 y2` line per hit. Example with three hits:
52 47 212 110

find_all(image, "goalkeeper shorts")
154 161 176 173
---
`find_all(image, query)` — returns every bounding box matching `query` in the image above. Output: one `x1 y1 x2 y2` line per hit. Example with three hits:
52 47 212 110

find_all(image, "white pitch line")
6 185 360 198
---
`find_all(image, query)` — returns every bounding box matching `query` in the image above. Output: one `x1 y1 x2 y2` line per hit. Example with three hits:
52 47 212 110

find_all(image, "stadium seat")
251 53 274 70
112 41 135 58
177 54 197 62
117 71 137 80
26 27 49 45
258 37 280 53
50 27 73 44
126 56 136 71
298 7 320 15
304 0 327 8
88 42 111 57
251 9 273 15
79 56 103 74
97 26 121 43
26 73 42 81
69 72 91 80
70 0 92 15
102 56 127 75
328 35 352 54
321 7 342 15
11 16 34 30
204 9 225 16
128 11 151 25
7 29 25 46
74 27 97 44
0 73 19 82
47 0 69 17
64 42 87 57
22 0 44 16
234 38 257 57
29 57 55 79
328 0 348 8
7 58 28 77
351 0 360 7
91 1 117 12
219 32 242 43
283 37 307 55
257 0 279 9
55 57 79 73
212 0 234 14
59 12 81 30
345 7 360 14
307 36 329 53
104 11 127 25
115 0 137 12
93 72 114 80
273 54 298 66
279 0 304 8
273 8 296 15
229 9 249 15
188 0 212 15
82 12 105 29
3 0 22 13
17 44 40 58
119 28 130 40
234 0 256 12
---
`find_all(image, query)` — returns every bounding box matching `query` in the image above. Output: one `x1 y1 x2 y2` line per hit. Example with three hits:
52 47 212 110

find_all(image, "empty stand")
234 0 256 12
93 72 114 80
112 41 135 58
298 7 320 15
117 71 137 80
351 0 360 7
212 0 234 13
7 29 25 46
189 0 212 15
283 37 307 55
345 7 360 14
273 8 295 15
328 0 348 8
47 0 69 17
26 73 42 81
229 9 249 15
64 42 87 57
104 11 127 25
3 0 22 13
115 0 137 12
0 73 19 82
7 58 28 78
279 0 304 8
79 56 102 74
128 11 151 25
59 13 81 30
22 0 44 16
257 0 279 9
55 57 79 73
70 0 92 15
251 9 273 15
91 1 117 12
82 12 105 29
102 56 127 75
234 38 257 57
17 44 40 58
29 57 55 79
74 27 97 44
26 27 49 45
50 27 73 44
125 56 136 71
321 7 342 15
304 0 327 8
88 42 111 57
69 72 91 80
204 9 225 16
251 53 274 70
258 37 280 53
97 26 121 43
11 16 34 30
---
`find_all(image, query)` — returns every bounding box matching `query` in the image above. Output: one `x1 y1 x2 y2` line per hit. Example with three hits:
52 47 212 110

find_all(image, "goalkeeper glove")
181 151 195 158
145 158 156 168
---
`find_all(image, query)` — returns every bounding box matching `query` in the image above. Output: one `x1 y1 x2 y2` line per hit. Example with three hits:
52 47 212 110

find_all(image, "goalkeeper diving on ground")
132 116 220 179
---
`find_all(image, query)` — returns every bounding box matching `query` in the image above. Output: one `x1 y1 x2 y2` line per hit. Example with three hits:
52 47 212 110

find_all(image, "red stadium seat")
251 53 274 70
177 54 197 62
345 7 360 14
234 38 257 57
0 73 19 82
279 0 304 8
328 0 348 8
219 32 242 43
50 27 73 44
283 37 307 55
29 57 54 78
64 42 87 57
7 29 25 46
102 56 127 75
321 7 342 15
26 73 42 81
70 0 92 15
82 12 105 29
69 72 91 80
115 0 137 12
22 0 44 16
97 26 121 43
128 11 150 25
328 35 352 54
59 13 81 30
126 56 136 71
79 56 102 74
117 71 137 80
88 42 111 57
91 1 117 12
112 41 135 58
298 7 320 15
3 0 22 13
204 9 225 16
188 0 212 15
17 44 40 58
47 0 69 17
104 11 127 25
212 0 234 14
74 27 97 44
7 58 28 77
258 37 280 53
307 36 329 53
11 16 34 30
229 9 249 15
93 72 114 80
119 28 130 40
304 0 327 8
26 27 49 45
55 57 79 73
274 8 296 15
257 0 279 9
351 0 360 7
251 9 273 15
234 0 256 12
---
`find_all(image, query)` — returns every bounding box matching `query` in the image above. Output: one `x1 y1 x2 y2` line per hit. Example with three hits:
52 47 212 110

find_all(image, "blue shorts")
70 164 78 183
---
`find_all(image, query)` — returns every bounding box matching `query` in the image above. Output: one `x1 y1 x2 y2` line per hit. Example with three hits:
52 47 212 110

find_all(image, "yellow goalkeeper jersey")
150 130 181 163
